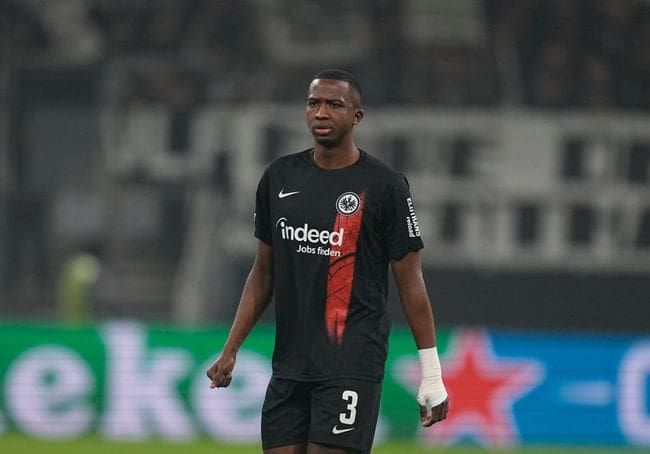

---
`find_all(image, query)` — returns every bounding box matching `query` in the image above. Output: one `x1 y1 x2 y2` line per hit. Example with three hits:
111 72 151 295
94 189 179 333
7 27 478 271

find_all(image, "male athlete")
207 69 449 453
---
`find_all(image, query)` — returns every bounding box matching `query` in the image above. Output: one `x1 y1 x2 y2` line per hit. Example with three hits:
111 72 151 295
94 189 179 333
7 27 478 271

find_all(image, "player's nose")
315 104 329 119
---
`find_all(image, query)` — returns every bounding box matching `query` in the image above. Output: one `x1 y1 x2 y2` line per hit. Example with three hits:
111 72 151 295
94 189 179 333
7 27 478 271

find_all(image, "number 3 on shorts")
339 390 358 425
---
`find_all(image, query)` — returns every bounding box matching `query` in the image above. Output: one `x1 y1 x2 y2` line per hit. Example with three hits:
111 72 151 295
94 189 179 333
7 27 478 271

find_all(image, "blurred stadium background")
1 0 650 452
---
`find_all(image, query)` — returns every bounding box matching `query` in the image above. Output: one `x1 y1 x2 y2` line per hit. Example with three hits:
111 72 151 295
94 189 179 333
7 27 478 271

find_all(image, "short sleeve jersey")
255 149 423 382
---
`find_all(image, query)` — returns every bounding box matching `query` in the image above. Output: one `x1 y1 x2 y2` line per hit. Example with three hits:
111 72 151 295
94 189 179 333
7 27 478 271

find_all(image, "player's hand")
419 397 449 427
417 376 449 427
206 352 236 389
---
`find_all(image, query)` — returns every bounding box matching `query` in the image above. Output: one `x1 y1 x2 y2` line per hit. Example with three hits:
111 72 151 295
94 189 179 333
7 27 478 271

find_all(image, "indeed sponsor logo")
275 218 344 246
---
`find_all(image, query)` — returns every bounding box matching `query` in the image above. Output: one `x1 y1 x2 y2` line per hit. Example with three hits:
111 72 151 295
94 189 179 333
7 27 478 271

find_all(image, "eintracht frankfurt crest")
336 192 361 216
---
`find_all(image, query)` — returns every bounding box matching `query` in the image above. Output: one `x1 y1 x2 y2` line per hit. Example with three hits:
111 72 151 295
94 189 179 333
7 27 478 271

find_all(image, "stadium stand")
1 0 649 329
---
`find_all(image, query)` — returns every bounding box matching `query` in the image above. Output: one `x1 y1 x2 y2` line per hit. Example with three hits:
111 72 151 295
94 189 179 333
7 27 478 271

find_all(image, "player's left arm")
391 250 449 427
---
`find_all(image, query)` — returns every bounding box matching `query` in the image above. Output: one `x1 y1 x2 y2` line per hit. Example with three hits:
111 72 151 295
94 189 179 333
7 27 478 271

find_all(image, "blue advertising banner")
404 329 650 447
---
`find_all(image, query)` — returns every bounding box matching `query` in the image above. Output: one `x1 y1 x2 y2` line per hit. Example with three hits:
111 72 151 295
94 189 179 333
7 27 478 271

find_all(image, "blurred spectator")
0 0 49 60
4 190 50 291
579 52 617 109
183 0 259 64
619 7 650 110
528 37 579 109
402 45 499 106
123 66 202 109
257 0 372 66
583 0 638 109
401 0 498 106
517 0 583 108
57 248 102 323
500 0 650 111
141 0 194 52
364 0 405 104
89 0 147 53
120 66 204 154
25 0 103 63
182 0 269 102
587 0 634 62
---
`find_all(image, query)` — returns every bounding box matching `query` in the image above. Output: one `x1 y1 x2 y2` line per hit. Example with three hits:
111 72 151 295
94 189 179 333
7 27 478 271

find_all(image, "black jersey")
254 149 423 382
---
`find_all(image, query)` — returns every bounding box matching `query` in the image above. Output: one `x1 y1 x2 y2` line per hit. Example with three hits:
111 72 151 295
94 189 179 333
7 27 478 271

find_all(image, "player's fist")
419 396 449 427
206 352 236 388
417 346 449 427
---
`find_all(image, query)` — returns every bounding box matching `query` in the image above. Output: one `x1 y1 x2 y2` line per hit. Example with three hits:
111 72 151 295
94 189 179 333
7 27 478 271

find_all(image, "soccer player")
207 69 449 454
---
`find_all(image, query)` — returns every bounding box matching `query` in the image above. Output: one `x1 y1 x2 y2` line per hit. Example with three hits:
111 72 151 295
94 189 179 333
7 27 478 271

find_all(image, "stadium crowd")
1 0 649 110
2 0 650 321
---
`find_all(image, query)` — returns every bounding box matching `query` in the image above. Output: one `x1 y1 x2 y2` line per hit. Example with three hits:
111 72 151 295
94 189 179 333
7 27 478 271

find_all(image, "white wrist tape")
417 347 448 407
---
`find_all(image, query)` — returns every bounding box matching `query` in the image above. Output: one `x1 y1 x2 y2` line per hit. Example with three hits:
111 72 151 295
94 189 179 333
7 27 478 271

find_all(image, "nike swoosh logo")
278 189 300 199
332 426 355 435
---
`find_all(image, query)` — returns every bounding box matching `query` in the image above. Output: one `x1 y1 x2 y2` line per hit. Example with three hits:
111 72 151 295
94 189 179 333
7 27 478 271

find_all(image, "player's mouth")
313 125 333 135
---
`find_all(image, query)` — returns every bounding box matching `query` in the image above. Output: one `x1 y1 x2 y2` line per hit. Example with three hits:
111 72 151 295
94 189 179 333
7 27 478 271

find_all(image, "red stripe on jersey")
326 193 365 345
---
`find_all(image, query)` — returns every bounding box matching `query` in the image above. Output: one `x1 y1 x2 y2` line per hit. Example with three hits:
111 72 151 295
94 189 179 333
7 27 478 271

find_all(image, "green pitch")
1 436 646 454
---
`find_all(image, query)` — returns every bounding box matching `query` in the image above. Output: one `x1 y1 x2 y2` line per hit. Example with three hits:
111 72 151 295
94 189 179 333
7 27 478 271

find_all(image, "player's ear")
353 108 364 125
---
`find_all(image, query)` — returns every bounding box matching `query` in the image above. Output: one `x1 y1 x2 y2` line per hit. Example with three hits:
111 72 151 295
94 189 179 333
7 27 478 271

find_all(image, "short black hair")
312 68 363 105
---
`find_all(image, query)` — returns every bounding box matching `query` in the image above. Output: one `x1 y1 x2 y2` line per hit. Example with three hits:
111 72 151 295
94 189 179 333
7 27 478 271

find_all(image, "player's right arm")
206 240 274 388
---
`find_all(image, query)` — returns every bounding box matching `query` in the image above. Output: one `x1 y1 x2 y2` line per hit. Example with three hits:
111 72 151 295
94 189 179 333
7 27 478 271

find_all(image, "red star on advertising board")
424 330 543 447
390 330 544 447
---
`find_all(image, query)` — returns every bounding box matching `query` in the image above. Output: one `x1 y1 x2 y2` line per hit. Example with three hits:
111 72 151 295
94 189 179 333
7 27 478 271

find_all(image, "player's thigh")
307 441 358 453
308 378 382 453
261 378 311 450
264 444 307 454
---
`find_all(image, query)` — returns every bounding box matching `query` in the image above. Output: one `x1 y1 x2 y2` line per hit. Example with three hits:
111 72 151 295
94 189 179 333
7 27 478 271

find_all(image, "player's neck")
313 144 360 170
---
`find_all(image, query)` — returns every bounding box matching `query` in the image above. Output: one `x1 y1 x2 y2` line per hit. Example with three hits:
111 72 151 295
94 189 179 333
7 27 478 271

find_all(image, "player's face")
306 79 363 148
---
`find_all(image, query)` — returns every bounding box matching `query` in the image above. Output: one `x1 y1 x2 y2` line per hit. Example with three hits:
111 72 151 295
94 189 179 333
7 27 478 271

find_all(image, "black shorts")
261 377 382 453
